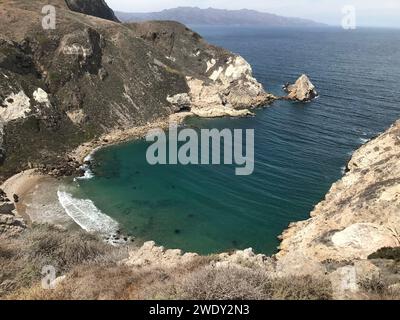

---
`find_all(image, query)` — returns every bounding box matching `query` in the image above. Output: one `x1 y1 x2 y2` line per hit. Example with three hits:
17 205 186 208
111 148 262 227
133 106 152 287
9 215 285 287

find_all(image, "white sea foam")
75 165 94 180
75 149 99 181
83 152 94 163
57 190 119 235
358 137 370 144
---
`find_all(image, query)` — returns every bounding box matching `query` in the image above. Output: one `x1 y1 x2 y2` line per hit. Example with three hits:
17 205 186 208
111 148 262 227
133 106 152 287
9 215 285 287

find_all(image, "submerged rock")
284 74 318 102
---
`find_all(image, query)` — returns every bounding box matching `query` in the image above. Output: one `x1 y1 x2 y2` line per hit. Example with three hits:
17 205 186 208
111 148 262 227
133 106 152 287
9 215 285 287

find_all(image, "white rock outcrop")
186 55 275 118
284 74 318 102
0 91 31 122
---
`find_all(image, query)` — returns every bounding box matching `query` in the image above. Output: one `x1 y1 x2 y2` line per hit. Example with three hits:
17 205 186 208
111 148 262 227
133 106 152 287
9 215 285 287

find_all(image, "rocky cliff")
65 0 119 22
0 0 274 181
275 120 400 298
278 120 400 262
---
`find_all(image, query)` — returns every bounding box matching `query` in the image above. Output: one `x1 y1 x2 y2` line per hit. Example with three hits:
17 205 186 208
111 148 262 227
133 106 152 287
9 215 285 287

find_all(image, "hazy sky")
106 0 400 27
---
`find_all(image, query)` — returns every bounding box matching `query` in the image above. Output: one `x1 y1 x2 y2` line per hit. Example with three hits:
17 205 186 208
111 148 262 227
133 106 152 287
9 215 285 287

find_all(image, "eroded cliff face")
278 120 400 262
274 120 400 297
128 21 275 117
0 1 274 180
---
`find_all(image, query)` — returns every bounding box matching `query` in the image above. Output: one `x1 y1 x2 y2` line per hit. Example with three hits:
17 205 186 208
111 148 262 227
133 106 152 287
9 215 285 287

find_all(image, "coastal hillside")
1 121 399 299
116 7 325 27
1 0 399 302
0 0 274 181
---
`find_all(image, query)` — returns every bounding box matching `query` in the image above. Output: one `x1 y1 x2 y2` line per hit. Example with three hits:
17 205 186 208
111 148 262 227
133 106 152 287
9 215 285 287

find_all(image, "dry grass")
359 275 400 300
0 224 337 301
0 224 129 298
142 266 333 300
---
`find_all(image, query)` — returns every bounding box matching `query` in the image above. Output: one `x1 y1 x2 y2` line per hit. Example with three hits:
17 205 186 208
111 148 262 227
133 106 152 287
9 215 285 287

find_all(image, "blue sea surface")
67 27 400 254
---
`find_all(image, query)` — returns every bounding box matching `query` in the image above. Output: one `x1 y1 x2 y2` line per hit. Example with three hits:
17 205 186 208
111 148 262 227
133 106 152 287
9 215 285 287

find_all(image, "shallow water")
64 27 400 255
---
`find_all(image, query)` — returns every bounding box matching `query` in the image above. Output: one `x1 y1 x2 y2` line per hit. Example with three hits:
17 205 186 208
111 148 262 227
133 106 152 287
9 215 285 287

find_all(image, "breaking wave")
358 137 370 144
57 189 119 235
75 152 97 181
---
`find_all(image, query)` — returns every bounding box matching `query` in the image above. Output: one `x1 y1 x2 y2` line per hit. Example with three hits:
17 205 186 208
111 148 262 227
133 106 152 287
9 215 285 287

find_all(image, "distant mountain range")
116 7 325 27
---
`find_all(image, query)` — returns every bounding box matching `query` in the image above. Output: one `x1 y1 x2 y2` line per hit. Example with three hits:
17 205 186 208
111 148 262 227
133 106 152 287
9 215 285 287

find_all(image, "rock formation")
278 120 400 262
0 0 275 181
277 120 400 298
0 189 25 237
65 0 120 22
124 241 274 272
284 74 318 102
128 21 276 118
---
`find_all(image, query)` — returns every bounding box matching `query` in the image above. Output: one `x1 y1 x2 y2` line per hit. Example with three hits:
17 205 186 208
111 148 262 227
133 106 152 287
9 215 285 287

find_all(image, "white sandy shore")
1 169 75 228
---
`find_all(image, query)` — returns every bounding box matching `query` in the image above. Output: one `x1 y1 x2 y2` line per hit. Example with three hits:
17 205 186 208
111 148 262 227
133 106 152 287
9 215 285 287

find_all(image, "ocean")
59 27 400 255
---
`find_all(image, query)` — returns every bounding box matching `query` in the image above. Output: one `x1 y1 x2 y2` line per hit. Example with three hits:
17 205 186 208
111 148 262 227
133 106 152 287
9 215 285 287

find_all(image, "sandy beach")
1 170 46 223
1 169 75 229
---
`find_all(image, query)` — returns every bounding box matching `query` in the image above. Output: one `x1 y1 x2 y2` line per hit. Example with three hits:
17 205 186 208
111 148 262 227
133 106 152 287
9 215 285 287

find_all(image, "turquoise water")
67 27 400 255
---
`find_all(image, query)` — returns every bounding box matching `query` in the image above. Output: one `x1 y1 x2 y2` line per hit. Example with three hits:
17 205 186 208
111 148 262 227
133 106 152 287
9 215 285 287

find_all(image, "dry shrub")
269 275 332 300
21 224 112 271
180 255 221 272
38 264 135 300
10 265 175 300
177 267 270 300
0 224 128 298
144 266 333 300
2 224 335 300
359 275 400 300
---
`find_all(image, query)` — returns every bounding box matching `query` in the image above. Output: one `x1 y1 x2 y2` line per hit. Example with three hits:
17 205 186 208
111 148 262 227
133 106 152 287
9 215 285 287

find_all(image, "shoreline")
2 119 398 263
6 105 395 259
69 112 192 164
0 103 271 243
1 169 48 224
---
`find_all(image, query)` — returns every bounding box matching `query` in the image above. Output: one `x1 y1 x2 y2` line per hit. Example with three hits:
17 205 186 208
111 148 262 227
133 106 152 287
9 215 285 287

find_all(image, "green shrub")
368 247 400 261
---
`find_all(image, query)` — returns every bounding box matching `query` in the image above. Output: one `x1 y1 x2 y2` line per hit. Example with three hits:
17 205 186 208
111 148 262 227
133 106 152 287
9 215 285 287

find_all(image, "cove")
64 27 400 255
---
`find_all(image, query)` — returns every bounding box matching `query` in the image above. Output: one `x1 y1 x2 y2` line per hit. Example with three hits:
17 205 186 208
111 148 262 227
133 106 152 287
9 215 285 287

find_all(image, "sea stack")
284 74 318 102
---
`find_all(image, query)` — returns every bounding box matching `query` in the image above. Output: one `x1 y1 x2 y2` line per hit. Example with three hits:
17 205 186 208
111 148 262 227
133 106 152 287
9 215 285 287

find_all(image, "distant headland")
116 7 327 27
